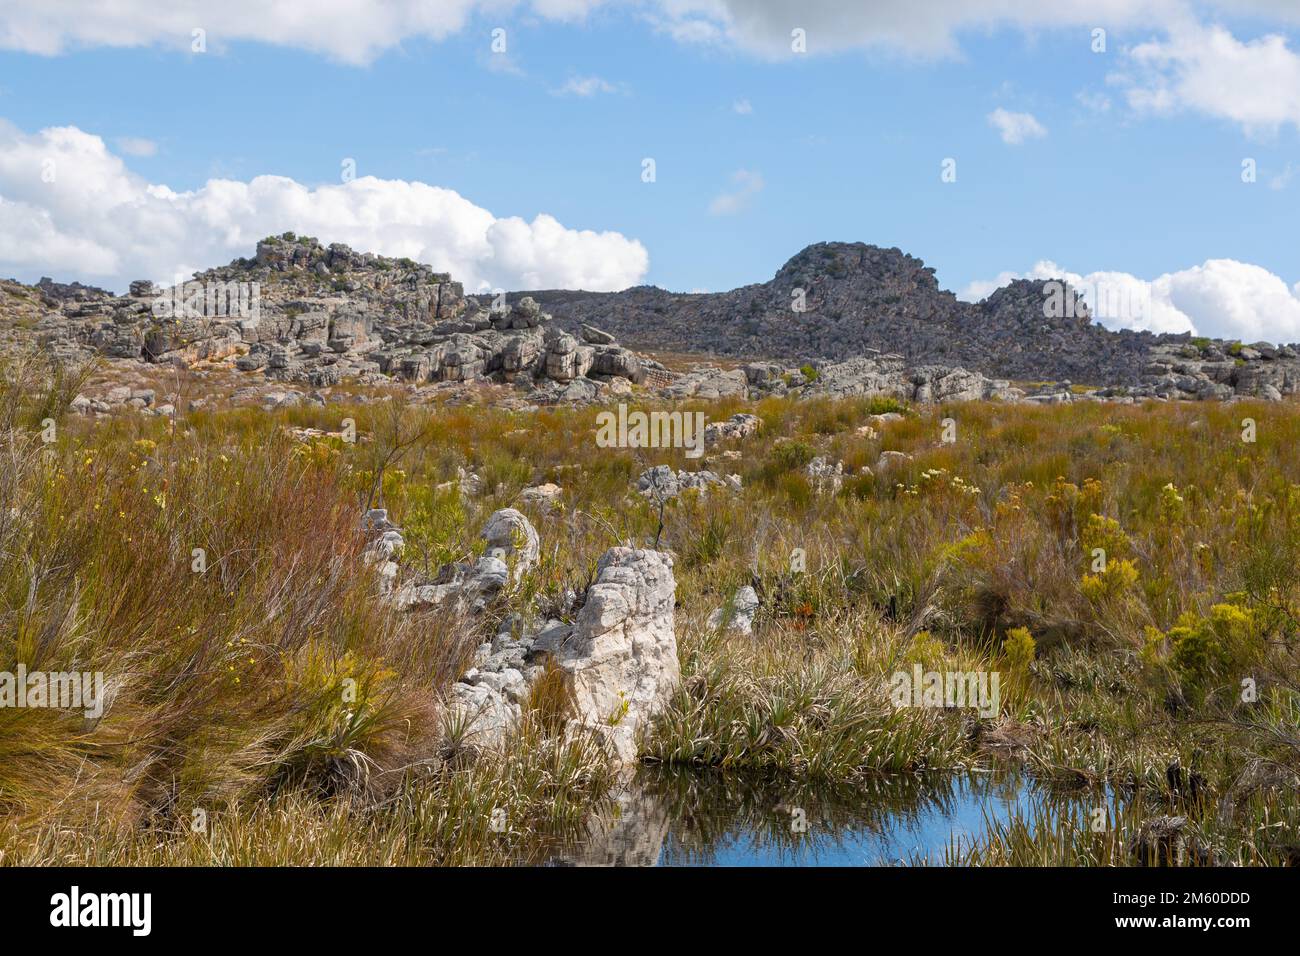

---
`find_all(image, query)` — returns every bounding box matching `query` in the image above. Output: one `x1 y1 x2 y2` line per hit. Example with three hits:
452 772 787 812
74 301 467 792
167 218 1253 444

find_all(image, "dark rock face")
488 242 1242 389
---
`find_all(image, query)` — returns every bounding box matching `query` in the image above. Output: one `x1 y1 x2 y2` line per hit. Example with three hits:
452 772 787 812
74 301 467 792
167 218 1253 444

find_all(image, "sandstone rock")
805 456 843 494
518 483 563 508
704 412 761 444
580 323 618 345
441 547 680 766
636 466 728 501
480 508 540 582
876 450 913 471
552 547 680 764
660 367 749 400
707 585 760 635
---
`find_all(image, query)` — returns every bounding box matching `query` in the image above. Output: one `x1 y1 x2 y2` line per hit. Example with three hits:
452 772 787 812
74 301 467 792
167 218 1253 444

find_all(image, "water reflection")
544 766 1107 866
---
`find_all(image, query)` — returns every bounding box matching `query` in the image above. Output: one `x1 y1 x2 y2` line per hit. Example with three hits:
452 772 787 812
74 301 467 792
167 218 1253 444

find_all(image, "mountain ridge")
6 234 1300 404
488 241 1202 385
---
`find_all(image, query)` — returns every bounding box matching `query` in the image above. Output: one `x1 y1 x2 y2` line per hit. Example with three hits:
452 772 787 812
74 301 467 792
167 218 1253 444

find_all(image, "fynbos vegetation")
3 343 1299 866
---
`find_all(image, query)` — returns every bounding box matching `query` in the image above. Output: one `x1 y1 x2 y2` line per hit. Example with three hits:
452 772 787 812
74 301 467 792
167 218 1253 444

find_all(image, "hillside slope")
502 242 1188 385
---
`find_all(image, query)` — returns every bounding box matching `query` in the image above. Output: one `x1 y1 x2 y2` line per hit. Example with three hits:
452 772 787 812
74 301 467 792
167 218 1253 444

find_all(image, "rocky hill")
496 242 1236 387
2 233 660 406
5 235 1300 407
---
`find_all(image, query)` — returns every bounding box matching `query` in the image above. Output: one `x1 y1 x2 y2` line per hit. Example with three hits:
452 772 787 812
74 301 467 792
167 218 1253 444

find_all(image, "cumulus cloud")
707 168 763 216
732 98 753 114
3 0 1297 65
961 258 1300 344
647 0 1183 59
0 120 648 293
987 107 1047 144
1112 20 1300 134
0 1 612 65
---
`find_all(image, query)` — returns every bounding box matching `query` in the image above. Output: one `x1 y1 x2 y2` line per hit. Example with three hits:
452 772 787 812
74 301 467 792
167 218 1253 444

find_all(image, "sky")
0 1 1299 342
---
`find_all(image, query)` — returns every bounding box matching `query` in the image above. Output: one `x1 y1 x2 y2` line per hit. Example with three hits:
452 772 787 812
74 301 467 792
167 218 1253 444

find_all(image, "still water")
539 767 1108 866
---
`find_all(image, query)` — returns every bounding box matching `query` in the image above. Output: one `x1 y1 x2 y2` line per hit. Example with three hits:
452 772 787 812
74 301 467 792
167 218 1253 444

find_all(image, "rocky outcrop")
443 547 681 765
800 353 1020 403
16 235 1300 405
486 242 1300 400
708 585 759 635
388 507 539 613
551 548 681 763
488 244 1166 380
636 465 738 501
805 456 844 494
11 234 650 405
480 508 540 584
704 412 761 443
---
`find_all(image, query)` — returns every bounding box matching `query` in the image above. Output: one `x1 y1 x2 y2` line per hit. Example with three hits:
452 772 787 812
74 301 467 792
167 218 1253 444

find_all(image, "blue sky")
1 1 1298 341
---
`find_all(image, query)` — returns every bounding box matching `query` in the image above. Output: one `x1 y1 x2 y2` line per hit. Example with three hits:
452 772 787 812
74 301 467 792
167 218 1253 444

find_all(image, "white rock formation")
554 547 681 764
707 585 760 636
441 546 681 765
805 456 843 494
481 507 540 583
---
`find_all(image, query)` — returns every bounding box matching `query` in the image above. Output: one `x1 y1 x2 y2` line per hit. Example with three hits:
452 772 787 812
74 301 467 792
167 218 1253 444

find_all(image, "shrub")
1167 602 1261 696
1080 558 1140 602
1003 626 1036 669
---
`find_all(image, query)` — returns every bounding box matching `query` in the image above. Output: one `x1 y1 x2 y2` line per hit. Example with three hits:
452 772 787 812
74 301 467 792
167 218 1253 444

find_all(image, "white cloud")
962 258 1300 344
987 107 1047 144
0 1 611 65
1113 21 1300 134
647 0 1184 58
552 75 618 97
1270 162 1295 189
3 0 1298 66
707 168 763 215
732 98 753 114
114 136 157 157
960 271 1021 303
0 120 648 293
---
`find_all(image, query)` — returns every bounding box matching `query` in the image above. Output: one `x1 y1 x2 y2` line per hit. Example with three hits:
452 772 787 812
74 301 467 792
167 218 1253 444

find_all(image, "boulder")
707 585 760 635
636 466 727 501
480 508 540 582
580 323 618 345
552 547 681 763
805 456 843 494
704 413 761 444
